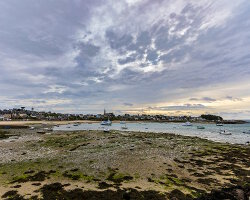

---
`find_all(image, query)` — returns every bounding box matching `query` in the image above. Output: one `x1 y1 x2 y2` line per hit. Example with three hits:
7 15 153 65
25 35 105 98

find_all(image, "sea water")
54 122 250 144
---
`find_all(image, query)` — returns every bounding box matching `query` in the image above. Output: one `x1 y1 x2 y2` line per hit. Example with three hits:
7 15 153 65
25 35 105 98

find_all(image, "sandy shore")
0 128 249 199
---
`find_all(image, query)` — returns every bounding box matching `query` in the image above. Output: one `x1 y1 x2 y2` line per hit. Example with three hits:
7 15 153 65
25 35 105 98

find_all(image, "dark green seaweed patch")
11 170 56 183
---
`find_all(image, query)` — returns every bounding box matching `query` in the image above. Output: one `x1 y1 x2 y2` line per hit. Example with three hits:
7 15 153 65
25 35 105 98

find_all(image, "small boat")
216 123 223 126
243 130 250 134
9 136 19 140
37 131 46 134
182 122 192 126
101 119 112 126
44 127 53 131
29 126 35 130
219 130 232 135
120 121 126 124
73 124 79 126
103 128 110 133
121 124 128 130
197 126 205 129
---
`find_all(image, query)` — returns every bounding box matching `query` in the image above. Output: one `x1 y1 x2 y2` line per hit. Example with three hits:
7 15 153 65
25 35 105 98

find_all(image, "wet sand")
0 126 249 199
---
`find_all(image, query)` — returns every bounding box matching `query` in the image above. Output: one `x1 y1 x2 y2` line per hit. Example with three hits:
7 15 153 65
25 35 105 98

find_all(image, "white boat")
44 127 53 131
29 126 35 130
103 128 110 133
216 123 223 126
182 122 192 126
121 124 128 130
219 130 232 135
101 119 112 126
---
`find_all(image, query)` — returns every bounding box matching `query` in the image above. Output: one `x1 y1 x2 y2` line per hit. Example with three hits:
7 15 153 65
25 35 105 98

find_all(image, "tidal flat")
0 128 249 200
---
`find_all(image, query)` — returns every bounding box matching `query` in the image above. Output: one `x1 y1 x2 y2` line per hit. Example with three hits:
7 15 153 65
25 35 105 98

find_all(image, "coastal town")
0 107 246 124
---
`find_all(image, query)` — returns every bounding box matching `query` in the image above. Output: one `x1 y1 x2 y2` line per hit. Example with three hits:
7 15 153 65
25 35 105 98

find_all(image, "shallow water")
54 122 250 144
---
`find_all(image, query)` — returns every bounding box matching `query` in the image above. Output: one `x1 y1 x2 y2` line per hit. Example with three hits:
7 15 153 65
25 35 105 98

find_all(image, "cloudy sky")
0 0 250 119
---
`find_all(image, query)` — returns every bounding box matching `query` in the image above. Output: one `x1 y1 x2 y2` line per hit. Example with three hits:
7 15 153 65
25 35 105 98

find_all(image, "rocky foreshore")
0 126 249 199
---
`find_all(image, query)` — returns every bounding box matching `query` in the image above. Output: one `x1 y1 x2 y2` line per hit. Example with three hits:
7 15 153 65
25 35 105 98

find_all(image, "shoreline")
0 120 248 127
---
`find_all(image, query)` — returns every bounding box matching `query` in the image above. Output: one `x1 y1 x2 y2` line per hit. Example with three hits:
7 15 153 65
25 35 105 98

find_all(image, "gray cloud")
225 96 243 101
106 30 133 50
148 104 206 111
0 0 249 119
118 56 136 65
123 103 133 107
190 97 217 102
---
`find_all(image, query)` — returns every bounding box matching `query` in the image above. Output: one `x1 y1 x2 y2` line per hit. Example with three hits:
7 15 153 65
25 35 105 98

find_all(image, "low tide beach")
54 121 250 144
0 122 249 199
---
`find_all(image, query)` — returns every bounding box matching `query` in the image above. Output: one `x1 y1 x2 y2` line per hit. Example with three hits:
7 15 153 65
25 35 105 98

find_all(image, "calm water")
54 122 250 144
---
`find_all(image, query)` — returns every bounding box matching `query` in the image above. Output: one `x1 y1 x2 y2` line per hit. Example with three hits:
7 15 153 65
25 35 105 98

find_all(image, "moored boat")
121 123 128 129
37 131 46 134
216 123 223 126
44 127 53 131
103 128 110 133
182 122 192 126
243 130 250 134
101 119 112 126
197 126 205 129
219 130 232 135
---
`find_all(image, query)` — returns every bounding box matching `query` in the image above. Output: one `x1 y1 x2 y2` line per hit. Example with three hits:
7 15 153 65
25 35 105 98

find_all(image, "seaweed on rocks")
98 181 113 189
196 185 250 200
1 190 25 200
167 189 193 200
11 170 56 183
39 182 167 200
107 170 133 185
